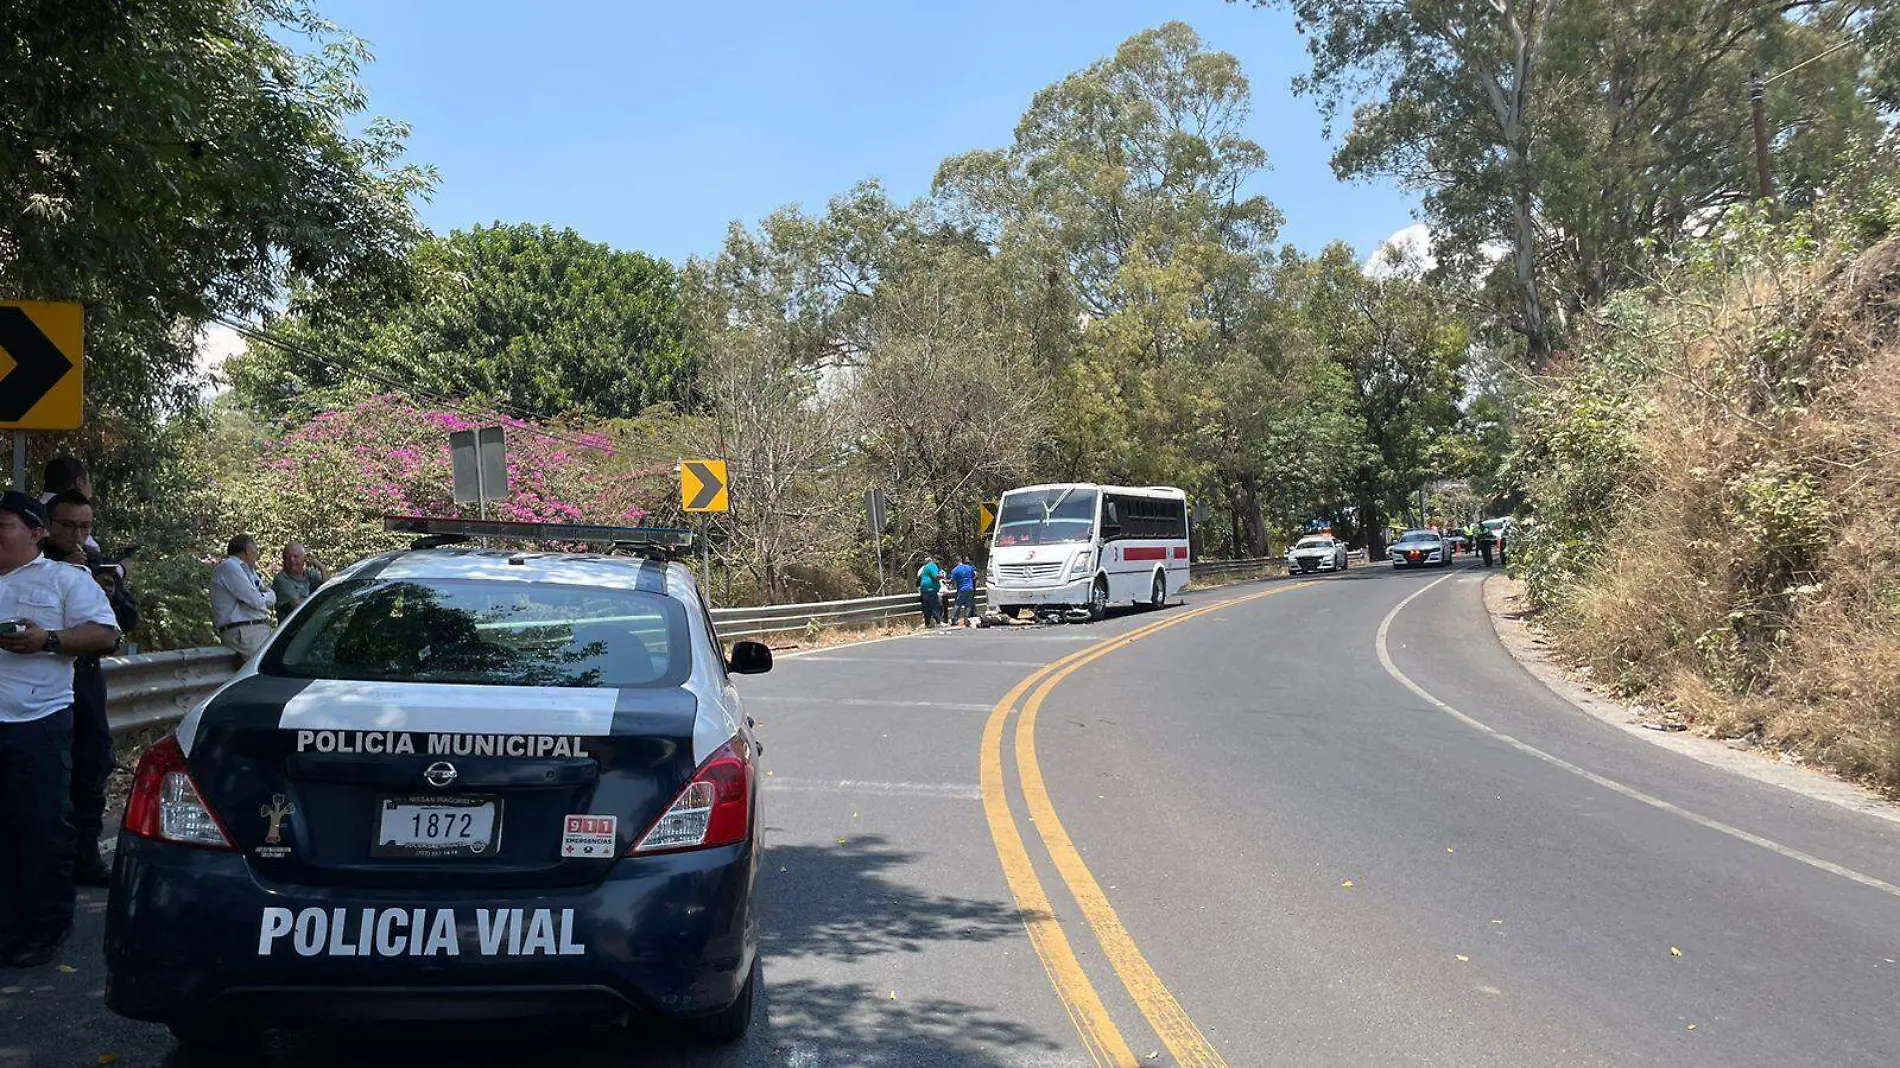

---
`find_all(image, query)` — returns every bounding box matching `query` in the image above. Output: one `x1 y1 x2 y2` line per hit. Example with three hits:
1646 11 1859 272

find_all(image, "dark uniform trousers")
70 658 113 855
0 707 76 944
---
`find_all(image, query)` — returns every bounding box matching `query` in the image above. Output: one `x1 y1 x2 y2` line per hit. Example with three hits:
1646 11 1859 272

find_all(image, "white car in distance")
1285 535 1349 575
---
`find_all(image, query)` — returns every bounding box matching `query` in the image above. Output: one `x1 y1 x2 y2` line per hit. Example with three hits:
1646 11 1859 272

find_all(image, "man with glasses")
41 491 139 887
38 457 96 554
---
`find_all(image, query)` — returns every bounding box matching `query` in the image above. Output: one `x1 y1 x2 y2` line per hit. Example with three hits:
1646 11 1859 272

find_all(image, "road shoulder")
1481 573 1900 828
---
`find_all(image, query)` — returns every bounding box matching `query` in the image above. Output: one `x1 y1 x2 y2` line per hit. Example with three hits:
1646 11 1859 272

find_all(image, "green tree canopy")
1259 0 1883 365
1287 242 1470 556
230 223 693 422
0 0 432 422
933 22 1369 553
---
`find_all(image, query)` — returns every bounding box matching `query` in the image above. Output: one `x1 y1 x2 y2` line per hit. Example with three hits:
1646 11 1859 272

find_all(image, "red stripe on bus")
1123 546 1168 562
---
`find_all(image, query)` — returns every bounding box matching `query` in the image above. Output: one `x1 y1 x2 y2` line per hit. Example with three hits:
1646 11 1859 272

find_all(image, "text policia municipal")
294 730 592 758
258 906 586 957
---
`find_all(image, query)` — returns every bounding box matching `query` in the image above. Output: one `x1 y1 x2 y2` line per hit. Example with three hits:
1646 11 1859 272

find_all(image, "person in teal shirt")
917 556 944 627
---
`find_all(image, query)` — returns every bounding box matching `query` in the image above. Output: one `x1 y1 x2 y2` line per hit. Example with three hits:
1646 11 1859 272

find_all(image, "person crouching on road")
918 555 945 628
41 491 138 888
0 491 123 968
273 542 324 620
211 534 272 657
950 556 978 627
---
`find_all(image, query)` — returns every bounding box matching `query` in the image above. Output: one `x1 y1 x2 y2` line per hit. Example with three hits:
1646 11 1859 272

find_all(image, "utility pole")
1750 72 1774 205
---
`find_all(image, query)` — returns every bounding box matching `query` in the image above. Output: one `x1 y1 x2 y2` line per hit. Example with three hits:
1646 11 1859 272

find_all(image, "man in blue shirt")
949 556 978 626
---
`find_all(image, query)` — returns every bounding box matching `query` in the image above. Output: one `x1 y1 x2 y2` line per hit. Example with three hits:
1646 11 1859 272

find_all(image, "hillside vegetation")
1514 198 1900 792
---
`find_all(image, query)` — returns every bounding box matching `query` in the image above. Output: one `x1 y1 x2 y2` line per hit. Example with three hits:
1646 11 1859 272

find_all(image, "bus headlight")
1067 552 1094 578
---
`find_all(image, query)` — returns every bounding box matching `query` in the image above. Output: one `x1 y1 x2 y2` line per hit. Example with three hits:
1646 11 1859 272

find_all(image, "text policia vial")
257 906 585 958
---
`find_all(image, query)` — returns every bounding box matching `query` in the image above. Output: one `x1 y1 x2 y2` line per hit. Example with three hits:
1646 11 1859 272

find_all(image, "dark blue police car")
104 519 772 1052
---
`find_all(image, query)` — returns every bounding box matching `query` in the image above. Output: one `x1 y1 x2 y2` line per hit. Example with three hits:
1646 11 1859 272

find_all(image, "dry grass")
1555 236 1900 793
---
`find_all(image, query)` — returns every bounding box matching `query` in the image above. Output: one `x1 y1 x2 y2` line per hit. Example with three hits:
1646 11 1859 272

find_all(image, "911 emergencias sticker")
560 814 617 857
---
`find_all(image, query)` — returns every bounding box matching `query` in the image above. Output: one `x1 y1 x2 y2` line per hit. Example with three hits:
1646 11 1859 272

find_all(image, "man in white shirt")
210 534 272 658
0 491 121 968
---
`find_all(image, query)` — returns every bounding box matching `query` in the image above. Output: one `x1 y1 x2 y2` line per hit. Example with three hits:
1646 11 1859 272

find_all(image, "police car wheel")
682 959 758 1042
166 1017 263 1056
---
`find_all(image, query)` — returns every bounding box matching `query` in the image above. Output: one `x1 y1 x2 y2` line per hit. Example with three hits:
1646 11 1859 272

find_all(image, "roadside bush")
106 395 675 650
227 393 667 560
1513 211 1900 792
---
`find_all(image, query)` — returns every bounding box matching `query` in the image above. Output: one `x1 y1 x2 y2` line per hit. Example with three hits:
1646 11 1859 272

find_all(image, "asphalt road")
8 561 1900 1066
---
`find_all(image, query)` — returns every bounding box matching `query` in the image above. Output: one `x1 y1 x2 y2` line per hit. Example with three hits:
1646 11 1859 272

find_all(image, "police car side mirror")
728 640 773 675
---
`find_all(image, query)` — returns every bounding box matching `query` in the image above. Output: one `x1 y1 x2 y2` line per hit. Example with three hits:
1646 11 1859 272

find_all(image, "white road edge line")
1377 573 1900 902
763 776 981 800
741 695 995 712
774 631 923 660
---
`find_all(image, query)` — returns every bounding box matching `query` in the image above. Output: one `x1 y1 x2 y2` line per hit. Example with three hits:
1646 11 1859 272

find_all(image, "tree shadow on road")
761 834 1030 963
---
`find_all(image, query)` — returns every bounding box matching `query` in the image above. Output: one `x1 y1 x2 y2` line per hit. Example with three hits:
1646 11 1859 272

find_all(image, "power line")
211 314 627 459
1763 40 1856 86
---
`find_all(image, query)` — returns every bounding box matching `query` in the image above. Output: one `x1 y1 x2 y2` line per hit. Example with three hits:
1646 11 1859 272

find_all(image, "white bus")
985 483 1190 621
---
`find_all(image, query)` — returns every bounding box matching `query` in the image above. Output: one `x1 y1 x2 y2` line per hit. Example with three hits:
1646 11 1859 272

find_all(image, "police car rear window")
262 578 689 688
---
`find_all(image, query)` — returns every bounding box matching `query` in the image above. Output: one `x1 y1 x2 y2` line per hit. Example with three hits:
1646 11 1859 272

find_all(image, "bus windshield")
993 488 1099 547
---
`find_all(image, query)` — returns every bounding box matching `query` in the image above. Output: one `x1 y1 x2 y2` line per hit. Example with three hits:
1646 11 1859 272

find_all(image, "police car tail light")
124 736 233 849
632 738 752 854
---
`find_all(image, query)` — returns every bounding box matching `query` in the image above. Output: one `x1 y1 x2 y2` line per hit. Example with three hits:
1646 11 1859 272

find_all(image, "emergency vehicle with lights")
103 518 769 1050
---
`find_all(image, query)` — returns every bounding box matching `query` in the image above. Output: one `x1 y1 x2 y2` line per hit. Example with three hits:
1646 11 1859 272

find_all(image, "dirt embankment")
1533 235 1900 795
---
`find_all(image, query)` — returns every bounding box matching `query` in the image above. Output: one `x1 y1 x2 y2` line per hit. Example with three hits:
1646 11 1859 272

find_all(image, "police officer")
0 491 122 968
41 491 138 886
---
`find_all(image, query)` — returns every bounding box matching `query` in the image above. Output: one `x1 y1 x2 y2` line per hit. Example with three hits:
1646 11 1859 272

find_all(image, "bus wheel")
1148 571 1167 609
1087 577 1109 622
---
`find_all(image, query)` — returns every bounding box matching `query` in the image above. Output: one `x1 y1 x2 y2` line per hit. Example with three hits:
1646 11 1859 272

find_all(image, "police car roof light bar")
384 516 697 553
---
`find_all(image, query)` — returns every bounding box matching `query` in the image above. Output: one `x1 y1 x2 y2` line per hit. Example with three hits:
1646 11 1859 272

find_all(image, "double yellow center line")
979 583 1309 1067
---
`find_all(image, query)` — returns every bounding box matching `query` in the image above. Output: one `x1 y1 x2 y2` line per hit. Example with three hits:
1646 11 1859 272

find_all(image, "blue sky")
320 0 1418 266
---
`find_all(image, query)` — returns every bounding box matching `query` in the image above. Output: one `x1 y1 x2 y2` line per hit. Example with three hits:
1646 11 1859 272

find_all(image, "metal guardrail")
710 591 988 639
1188 556 1285 582
103 555 1313 732
101 646 242 733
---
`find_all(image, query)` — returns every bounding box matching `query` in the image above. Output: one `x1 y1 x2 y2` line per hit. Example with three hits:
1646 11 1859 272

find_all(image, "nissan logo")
423 761 458 788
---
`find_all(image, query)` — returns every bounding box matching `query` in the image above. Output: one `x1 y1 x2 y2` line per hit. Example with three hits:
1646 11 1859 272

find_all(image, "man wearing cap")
0 491 122 968
210 534 272 657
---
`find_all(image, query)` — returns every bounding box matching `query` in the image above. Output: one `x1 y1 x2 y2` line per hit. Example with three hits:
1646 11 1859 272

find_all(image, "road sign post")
450 428 509 540
1 301 85 491
681 460 730 593
978 500 998 537
680 460 729 514
701 519 711 593
865 488 888 593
